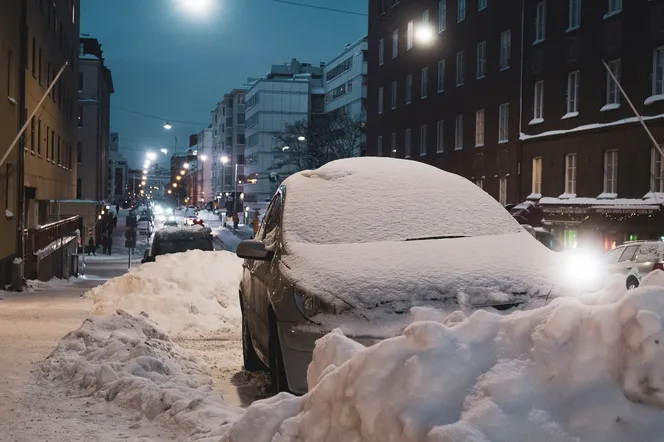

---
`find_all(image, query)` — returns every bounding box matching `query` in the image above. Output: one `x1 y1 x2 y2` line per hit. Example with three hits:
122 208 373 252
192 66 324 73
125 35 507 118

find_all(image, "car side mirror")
141 250 155 264
236 240 274 261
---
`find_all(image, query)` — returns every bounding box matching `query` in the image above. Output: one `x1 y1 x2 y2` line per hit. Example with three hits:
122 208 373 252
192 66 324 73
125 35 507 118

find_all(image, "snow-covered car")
236 157 560 394
137 216 153 236
141 226 214 263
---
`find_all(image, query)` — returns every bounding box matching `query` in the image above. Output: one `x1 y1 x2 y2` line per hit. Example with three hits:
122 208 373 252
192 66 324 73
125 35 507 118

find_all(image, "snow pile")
88 249 244 338
225 272 664 442
41 310 241 440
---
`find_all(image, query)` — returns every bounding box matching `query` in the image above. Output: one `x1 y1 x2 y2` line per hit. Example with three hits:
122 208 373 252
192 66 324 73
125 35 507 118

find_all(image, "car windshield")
154 237 213 255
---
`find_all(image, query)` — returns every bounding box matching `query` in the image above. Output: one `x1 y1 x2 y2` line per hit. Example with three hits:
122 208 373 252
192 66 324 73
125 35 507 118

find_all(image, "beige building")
77 37 113 201
0 0 21 287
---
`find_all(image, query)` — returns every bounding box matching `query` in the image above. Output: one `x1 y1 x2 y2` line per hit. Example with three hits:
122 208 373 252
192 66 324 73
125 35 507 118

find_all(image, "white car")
137 218 153 236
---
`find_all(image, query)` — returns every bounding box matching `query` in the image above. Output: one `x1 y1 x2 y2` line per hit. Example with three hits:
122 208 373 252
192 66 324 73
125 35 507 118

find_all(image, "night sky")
80 0 367 169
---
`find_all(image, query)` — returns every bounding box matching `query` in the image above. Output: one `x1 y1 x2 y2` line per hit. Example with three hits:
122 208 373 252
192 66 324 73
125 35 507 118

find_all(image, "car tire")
626 277 639 290
242 313 267 372
268 309 290 394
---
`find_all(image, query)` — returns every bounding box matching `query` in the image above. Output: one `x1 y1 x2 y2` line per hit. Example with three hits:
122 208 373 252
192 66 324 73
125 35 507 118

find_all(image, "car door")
616 245 640 276
244 191 283 361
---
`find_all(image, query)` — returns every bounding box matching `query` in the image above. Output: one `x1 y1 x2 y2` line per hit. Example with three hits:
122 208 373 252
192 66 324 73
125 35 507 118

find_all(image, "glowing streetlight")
146 152 157 161
168 189 172 194
199 154 208 161
180 170 185 175
143 169 148 174
176 175 181 181
160 148 168 154
297 135 305 141
221 156 230 164
240 193 244 200
141 181 146 186
175 0 213 16
172 183 178 188
282 145 290 151
415 25 434 45
142 175 147 180
164 121 172 130
183 163 190 169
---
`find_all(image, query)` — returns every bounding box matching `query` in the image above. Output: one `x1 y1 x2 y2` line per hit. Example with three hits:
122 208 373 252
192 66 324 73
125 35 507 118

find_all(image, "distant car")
164 219 178 227
141 226 214 263
605 240 664 289
137 215 153 236
236 157 559 394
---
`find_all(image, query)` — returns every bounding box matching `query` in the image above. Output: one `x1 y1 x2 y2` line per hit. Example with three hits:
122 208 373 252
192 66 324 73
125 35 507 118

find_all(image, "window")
50 129 54 160
607 0 621 15
378 87 384 114
455 115 463 149
29 118 35 152
535 1 546 43
421 67 428 98
423 9 429 24
31 38 36 77
377 136 383 157
458 0 466 22
391 132 397 157
567 71 580 114
68 143 72 169
261 193 283 248
475 110 485 146
604 149 618 194
437 59 445 92
405 128 412 157
499 30 511 71
456 51 465 85
653 47 664 96
7 49 16 101
237 134 245 145
569 0 580 29
438 0 447 32
475 178 484 189
325 58 353 82
37 119 41 155
57 135 61 164
651 147 664 192
532 157 542 194
606 59 621 105
378 39 384 66
565 153 577 195
391 81 397 109
476 41 486 79
478 0 487 10
498 103 509 142
392 29 398 58
499 177 507 205
534 81 544 120
420 125 427 156
38 47 42 84
436 120 444 153
406 74 412 104
77 141 82 163
407 21 414 50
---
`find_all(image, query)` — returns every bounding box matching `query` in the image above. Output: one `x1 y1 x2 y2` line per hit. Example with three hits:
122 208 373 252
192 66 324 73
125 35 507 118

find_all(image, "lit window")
475 109 485 147
565 153 577 195
603 149 618 194
499 177 507 205
532 157 542 194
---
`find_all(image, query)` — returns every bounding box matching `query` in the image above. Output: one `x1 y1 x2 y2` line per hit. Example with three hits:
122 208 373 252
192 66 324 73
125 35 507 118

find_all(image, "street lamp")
183 163 190 169
172 183 178 188
164 121 172 130
200 154 208 161
180 170 185 175
160 148 168 154
143 169 148 174
142 175 147 180
221 156 230 164
168 189 172 194
146 152 157 161
415 25 435 45
176 175 181 181
282 145 290 151
141 181 146 186
297 135 305 141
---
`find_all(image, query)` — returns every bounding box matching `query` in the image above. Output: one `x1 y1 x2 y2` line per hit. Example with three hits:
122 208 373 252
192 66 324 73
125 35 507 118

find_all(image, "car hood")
279 231 562 314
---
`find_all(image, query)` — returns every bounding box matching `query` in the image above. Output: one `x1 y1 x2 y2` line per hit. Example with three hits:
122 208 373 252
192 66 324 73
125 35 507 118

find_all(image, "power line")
269 0 367 16
111 105 209 126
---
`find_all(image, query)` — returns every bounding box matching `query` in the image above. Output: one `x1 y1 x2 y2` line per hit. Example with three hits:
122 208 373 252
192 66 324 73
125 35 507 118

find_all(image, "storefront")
515 196 664 252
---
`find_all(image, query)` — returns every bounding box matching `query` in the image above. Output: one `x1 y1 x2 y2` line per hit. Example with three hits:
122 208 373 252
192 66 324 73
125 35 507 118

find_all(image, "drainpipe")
517 0 526 202
16 0 28 267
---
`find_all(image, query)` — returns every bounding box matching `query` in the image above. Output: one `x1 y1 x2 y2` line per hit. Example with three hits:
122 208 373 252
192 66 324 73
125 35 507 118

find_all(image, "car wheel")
242 313 267 372
627 277 639 290
268 309 290 394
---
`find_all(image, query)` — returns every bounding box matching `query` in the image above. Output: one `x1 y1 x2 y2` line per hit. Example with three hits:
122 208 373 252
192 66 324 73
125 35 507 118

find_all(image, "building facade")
367 0 523 205
244 59 325 207
77 37 114 201
324 36 368 121
108 132 128 203
195 127 213 204
519 0 664 250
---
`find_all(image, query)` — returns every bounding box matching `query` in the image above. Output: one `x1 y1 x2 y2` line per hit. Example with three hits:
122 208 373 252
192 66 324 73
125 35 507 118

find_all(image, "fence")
24 216 80 280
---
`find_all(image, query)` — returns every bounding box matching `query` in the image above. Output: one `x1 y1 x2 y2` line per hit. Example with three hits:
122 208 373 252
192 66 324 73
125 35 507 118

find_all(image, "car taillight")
653 263 664 271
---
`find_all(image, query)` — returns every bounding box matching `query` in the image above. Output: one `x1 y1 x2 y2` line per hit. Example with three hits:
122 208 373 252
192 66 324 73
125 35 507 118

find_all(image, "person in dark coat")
88 236 96 256
107 235 113 255
101 234 110 255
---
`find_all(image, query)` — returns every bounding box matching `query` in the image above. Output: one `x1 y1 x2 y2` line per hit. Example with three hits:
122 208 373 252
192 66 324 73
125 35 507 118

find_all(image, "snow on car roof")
281 157 522 245
155 225 209 239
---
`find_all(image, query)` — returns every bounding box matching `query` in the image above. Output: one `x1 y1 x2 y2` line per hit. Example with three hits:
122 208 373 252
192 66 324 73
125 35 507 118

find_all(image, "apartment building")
77 37 114 201
108 132 127 203
367 0 522 205
244 59 325 207
324 36 368 120
519 0 664 249
195 127 213 204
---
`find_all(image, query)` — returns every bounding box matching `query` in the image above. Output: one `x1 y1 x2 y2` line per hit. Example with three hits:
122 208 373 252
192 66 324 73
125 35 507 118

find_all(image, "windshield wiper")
405 235 468 242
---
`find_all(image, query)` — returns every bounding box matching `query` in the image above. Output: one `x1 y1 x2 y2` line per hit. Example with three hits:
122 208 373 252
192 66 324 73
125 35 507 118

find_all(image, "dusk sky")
80 0 367 169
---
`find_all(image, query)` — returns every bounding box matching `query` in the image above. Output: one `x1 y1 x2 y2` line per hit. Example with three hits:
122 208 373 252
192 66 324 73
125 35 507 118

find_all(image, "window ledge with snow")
526 193 542 201
603 9 621 20
532 39 544 46
561 112 579 120
7 96 16 105
558 193 577 199
597 192 618 200
600 103 621 112
566 25 580 33
645 95 664 106
454 146 463 151
498 139 508 144
528 118 544 126
475 143 484 148
5 209 13 219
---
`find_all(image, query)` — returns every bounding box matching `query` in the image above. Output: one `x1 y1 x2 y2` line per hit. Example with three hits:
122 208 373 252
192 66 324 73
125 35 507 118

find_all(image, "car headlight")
293 288 343 318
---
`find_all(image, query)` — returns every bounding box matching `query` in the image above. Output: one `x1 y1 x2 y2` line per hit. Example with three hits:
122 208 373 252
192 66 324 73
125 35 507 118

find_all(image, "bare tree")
271 114 365 172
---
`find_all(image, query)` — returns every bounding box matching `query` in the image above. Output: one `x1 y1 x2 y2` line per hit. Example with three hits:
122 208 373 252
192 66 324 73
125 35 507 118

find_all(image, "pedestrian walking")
107 235 113 255
232 212 239 232
115 204 120 214
88 236 96 256
101 234 110 255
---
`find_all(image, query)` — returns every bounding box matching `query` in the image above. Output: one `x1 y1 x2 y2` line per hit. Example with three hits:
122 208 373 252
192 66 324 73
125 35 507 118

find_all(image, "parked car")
141 226 214 263
236 157 559 394
605 240 664 289
137 215 153 236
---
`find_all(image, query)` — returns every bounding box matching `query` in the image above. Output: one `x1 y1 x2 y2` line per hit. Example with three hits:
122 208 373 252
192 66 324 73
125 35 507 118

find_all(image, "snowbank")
224 271 664 442
88 250 243 338
41 310 241 440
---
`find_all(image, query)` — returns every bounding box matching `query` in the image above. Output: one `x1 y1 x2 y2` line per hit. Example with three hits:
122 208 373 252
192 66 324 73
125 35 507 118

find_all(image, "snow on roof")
520 112 664 140
226 273 664 441
539 192 664 207
282 157 522 246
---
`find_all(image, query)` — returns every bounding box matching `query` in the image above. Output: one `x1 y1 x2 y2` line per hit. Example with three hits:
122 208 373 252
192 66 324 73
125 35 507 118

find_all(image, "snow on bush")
88 250 243 338
224 271 664 442
40 310 241 440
